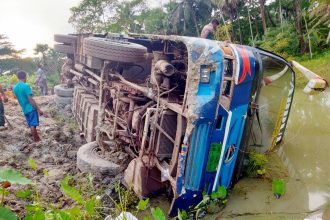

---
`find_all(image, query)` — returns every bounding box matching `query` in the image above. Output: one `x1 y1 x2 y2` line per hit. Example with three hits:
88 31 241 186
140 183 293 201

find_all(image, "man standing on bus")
201 19 220 40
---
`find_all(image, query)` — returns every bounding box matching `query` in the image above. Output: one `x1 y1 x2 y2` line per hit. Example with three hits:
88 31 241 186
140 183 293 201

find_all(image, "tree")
33 44 65 77
0 34 23 58
259 0 267 33
107 0 147 32
171 0 213 36
212 0 240 41
294 0 306 54
69 0 118 33
140 8 167 34
212 0 239 24
34 44 49 67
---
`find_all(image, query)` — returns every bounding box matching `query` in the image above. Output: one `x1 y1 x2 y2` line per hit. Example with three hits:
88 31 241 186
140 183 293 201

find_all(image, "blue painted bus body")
170 41 257 215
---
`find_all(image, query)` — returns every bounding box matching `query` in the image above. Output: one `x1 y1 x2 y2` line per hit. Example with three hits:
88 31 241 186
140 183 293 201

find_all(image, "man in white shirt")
36 64 47 95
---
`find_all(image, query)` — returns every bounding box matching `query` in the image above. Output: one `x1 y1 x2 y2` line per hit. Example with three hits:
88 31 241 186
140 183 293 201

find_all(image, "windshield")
250 54 295 152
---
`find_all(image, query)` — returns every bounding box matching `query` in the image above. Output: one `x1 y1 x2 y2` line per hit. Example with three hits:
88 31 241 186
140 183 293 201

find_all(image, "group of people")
0 69 44 142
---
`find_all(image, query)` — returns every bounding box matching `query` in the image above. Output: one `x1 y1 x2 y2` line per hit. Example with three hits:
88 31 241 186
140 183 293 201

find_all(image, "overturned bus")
54 33 295 215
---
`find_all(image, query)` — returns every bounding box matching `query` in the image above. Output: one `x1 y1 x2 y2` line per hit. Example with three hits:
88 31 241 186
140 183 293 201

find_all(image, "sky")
0 0 81 57
0 0 166 57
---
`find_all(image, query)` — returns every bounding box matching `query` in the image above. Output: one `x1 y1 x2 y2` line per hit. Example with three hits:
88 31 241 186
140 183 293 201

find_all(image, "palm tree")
211 0 239 24
110 0 146 32
211 0 241 41
259 0 267 33
294 0 306 54
170 0 213 36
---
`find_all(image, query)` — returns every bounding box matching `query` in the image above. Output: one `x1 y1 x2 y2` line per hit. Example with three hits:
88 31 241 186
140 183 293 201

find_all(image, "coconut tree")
111 0 146 32
211 0 240 41
294 0 306 54
211 0 239 24
170 0 213 36
259 0 267 33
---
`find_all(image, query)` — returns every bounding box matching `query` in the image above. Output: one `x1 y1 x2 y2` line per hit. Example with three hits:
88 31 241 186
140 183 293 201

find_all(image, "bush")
257 24 300 58
246 151 268 177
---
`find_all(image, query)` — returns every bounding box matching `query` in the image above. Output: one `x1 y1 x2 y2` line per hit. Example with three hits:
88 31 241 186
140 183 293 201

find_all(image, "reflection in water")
283 90 330 216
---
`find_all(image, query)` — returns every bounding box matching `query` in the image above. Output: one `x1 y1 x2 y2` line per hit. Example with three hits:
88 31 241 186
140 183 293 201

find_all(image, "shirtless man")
201 19 220 40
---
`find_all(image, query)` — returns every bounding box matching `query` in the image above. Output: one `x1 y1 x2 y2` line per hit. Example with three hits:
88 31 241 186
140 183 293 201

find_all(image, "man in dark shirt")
0 85 8 127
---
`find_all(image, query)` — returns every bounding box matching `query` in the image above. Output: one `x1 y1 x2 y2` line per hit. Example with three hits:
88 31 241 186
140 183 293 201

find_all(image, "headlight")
200 65 211 83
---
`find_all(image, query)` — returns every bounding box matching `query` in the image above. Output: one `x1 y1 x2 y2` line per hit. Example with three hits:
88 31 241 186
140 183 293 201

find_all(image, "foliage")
246 151 268 177
0 168 32 185
69 0 118 33
0 168 32 220
211 186 227 200
28 158 38 171
0 207 17 220
69 0 147 33
173 186 228 218
302 1 330 58
0 34 24 58
107 0 147 33
0 71 59 95
67 0 329 56
137 198 149 211
150 207 166 220
139 8 167 34
0 58 36 75
258 23 300 58
214 23 233 42
60 176 84 204
33 44 64 89
177 209 188 220
15 190 32 199
170 0 213 36
0 162 104 220
272 179 285 198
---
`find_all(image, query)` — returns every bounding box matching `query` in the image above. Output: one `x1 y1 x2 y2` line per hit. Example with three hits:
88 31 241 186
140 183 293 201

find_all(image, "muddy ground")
0 96 125 218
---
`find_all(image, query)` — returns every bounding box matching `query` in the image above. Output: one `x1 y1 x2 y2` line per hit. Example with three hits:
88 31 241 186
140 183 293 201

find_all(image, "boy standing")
13 71 43 141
